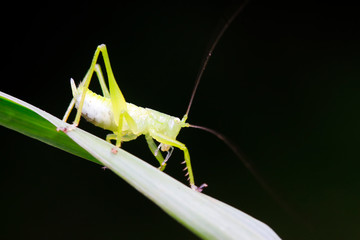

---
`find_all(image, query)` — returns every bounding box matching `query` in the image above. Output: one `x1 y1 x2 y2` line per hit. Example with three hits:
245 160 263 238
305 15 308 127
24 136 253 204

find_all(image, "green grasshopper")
60 2 249 192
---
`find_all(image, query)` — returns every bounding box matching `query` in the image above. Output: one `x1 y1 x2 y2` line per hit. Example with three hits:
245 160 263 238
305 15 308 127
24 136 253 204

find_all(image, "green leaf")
0 91 281 240
0 92 100 165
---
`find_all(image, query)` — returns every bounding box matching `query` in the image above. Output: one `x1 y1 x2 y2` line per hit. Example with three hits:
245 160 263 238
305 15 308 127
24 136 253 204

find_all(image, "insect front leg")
149 131 207 192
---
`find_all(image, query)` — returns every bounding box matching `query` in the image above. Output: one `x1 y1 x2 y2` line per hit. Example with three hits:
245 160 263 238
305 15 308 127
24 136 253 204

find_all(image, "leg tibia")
94 64 110 98
72 46 103 126
62 98 75 123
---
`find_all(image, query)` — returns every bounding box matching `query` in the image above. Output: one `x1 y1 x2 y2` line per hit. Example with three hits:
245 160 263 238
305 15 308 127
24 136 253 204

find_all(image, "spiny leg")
145 134 166 171
149 131 207 192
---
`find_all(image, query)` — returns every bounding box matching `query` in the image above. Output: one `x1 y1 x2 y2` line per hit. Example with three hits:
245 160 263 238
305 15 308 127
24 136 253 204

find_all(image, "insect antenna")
184 1 299 220
183 0 273 191
189 125 279 201
189 124 300 221
185 0 249 118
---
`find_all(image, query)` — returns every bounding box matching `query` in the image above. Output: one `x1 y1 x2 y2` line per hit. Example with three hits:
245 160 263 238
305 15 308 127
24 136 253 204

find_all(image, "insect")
60 2 249 192
61 44 207 192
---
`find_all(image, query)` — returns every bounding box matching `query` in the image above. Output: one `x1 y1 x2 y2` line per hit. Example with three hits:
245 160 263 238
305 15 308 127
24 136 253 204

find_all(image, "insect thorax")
143 107 185 139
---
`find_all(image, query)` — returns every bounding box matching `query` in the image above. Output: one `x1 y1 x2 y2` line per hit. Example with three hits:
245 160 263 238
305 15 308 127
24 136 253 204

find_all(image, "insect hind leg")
94 64 110 98
69 45 107 127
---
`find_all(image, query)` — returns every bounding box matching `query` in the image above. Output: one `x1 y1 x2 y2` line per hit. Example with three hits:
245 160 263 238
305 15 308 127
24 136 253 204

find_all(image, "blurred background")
1 1 360 239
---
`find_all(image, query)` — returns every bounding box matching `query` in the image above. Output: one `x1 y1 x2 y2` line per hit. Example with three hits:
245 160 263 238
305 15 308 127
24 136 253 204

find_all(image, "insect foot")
191 183 208 193
56 124 77 133
56 127 67 132
157 164 166 171
111 147 118 154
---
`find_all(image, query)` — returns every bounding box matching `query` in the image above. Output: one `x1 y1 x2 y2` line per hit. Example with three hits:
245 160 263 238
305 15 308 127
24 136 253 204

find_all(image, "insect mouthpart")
161 144 171 152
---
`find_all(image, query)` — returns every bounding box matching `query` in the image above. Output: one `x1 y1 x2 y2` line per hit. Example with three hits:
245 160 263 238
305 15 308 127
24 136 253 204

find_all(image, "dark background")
2 1 360 239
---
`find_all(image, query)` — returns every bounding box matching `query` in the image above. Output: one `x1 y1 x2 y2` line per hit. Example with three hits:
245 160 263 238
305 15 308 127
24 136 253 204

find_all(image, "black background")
2 1 360 239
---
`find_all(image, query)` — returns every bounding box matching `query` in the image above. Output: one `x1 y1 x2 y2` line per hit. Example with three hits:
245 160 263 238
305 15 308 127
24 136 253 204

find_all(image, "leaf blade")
0 91 281 240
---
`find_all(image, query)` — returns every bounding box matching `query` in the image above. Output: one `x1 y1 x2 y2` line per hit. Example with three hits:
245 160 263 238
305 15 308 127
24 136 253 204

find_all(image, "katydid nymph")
60 44 208 192
60 2 249 192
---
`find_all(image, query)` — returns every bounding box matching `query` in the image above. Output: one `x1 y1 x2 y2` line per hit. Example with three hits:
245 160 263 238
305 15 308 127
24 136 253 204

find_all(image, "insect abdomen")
74 87 118 132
